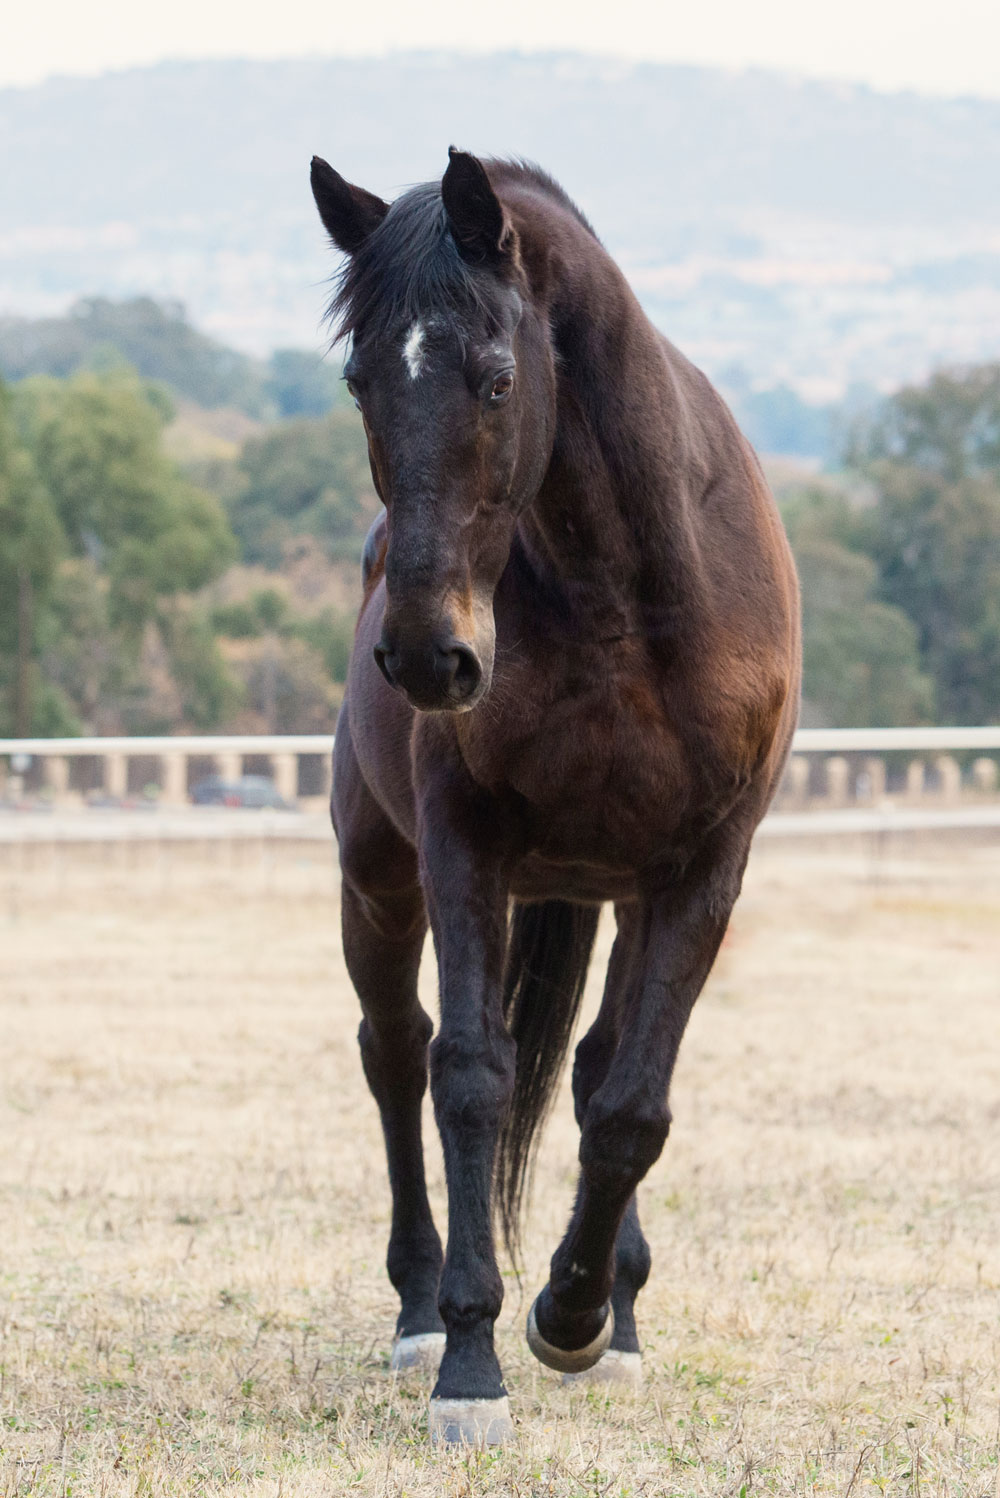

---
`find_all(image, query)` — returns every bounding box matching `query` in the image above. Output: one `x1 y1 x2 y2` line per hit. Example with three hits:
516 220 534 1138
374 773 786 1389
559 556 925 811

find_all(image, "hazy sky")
4 0 1000 96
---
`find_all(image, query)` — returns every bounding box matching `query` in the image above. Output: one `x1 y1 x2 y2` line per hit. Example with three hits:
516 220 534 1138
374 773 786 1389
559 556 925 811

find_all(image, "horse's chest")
463 669 697 869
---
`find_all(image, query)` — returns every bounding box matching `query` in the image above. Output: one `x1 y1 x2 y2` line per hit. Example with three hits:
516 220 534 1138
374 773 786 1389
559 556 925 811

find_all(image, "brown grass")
1 837 999 1496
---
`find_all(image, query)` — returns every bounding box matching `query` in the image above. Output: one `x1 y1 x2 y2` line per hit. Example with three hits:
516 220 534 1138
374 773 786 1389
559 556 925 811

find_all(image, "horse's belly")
510 853 640 904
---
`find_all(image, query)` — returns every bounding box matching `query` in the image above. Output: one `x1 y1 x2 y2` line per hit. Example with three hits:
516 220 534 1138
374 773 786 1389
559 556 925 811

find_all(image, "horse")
310 147 801 1445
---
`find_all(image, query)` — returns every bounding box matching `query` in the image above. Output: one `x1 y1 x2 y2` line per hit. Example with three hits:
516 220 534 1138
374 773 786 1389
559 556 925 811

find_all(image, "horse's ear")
441 147 510 265
310 156 388 254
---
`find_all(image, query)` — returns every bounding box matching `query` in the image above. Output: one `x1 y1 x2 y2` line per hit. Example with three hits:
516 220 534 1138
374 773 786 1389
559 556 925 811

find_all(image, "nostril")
373 642 395 686
443 644 482 702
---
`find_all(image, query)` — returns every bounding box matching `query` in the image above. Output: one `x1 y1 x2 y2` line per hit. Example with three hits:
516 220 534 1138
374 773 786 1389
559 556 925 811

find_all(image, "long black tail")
496 899 600 1261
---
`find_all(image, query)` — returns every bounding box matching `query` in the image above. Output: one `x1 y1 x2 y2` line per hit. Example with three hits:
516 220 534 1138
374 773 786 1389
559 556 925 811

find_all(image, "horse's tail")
497 899 600 1261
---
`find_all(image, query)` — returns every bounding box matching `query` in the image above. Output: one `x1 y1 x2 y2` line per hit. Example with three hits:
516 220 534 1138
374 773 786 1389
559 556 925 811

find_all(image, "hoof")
563 1349 643 1387
428 1395 514 1446
390 1332 446 1372
526 1296 614 1374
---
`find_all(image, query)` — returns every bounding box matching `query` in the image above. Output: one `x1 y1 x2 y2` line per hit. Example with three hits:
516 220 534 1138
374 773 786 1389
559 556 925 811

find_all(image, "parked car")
189 774 293 809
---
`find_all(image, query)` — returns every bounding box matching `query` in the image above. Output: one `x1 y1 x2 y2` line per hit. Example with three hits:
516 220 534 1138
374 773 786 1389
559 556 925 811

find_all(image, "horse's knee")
580 1097 671 1189
359 1010 433 1100
429 1030 515 1133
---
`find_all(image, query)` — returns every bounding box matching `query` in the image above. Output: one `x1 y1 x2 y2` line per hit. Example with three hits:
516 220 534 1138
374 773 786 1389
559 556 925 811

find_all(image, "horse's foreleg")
528 837 749 1373
417 753 516 1444
335 723 442 1367
342 881 444 1365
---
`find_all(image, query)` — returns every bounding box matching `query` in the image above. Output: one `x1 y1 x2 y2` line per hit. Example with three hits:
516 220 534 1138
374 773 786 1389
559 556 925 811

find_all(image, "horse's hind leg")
565 904 649 1385
335 736 443 1369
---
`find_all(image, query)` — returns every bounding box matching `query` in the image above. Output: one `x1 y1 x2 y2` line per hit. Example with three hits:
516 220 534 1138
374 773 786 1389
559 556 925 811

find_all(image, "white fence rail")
1 729 999 814
4 727 1000 759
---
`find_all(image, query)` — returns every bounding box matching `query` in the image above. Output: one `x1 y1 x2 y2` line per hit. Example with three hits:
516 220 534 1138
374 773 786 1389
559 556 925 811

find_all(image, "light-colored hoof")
563 1349 643 1387
428 1395 514 1446
390 1332 446 1372
526 1297 615 1374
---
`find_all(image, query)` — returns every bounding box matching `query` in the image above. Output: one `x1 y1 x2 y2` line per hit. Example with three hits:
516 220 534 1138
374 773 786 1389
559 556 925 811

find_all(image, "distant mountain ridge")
3 54 1000 393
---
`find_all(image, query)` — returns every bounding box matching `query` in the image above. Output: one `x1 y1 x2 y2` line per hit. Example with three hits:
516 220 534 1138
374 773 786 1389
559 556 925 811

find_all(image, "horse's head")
311 149 557 712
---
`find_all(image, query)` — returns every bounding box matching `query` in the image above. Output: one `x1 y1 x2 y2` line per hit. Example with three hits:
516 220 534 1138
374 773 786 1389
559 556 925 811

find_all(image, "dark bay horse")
310 148 801 1445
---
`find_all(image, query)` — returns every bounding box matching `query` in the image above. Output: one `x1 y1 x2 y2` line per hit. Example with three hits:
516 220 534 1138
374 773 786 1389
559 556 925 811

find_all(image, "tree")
19 369 236 643
163 609 244 731
266 348 344 418
0 383 68 734
852 364 1000 483
794 534 935 726
1 368 242 735
226 408 378 566
234 636 341 733
861 464 1000 723
850 365 1000 723
781 486 935 727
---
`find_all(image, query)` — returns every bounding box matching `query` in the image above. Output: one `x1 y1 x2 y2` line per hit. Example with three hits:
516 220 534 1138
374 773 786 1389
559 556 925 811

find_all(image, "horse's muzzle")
374 632 485 712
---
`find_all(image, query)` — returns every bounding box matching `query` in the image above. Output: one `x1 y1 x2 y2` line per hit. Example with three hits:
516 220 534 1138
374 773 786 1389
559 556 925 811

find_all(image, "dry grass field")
1 835 999 1497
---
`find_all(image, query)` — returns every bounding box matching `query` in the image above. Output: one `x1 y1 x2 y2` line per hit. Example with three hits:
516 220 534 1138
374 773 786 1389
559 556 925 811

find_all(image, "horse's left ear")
442 148 511 265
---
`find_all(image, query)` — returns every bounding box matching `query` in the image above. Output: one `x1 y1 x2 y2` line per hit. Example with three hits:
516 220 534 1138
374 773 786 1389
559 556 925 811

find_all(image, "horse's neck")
519 275 715 640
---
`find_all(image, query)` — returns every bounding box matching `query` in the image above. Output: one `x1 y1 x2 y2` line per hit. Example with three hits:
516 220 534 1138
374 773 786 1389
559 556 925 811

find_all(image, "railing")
1 729 999 811
0 734 333 806
778 727 1000 809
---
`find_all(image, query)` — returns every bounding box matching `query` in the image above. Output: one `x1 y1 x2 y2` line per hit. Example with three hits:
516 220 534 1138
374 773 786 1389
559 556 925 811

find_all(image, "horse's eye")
346 379 362 412
489 372 514 404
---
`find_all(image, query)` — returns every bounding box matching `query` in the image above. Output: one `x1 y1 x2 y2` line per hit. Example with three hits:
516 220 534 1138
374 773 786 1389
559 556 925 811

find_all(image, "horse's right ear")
310 157 389 254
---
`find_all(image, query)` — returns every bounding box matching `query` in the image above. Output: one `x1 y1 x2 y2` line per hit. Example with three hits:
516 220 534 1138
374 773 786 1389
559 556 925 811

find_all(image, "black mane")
328 160 595 346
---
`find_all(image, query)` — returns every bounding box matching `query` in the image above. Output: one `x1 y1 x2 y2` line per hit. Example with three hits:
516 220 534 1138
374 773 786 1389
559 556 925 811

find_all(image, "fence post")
271 752 298 804
906 759 926 799
215 751 242 784
47 755 71 803
105 752 128 800
785 755 809 808
825 756 850 806
971 757 998 795
935 755 962 803
161 752 188 805
862 757 886 803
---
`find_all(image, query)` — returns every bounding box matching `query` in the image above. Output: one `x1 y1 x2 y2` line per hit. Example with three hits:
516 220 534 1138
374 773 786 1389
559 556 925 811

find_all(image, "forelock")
327 182 496 346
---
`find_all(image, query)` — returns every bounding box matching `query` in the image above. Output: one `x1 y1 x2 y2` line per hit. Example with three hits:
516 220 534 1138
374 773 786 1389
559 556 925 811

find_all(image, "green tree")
851 365 1000 723
235 636 341 733
861 464 1000 723
853 364 1000 482
0 382 69 734
163 609 244 731
20 369 236 642
793 533 934 726
266 348 344 418
2 369 243 736
39 560 116 730
227 408 378 566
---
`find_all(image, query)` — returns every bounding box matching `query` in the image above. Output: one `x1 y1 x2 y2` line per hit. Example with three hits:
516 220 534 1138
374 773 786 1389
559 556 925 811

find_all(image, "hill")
0 298 345 419
2 55 1000 398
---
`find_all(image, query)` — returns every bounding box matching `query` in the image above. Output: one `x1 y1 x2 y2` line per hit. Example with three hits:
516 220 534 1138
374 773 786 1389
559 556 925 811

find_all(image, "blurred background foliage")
2 298 999 735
